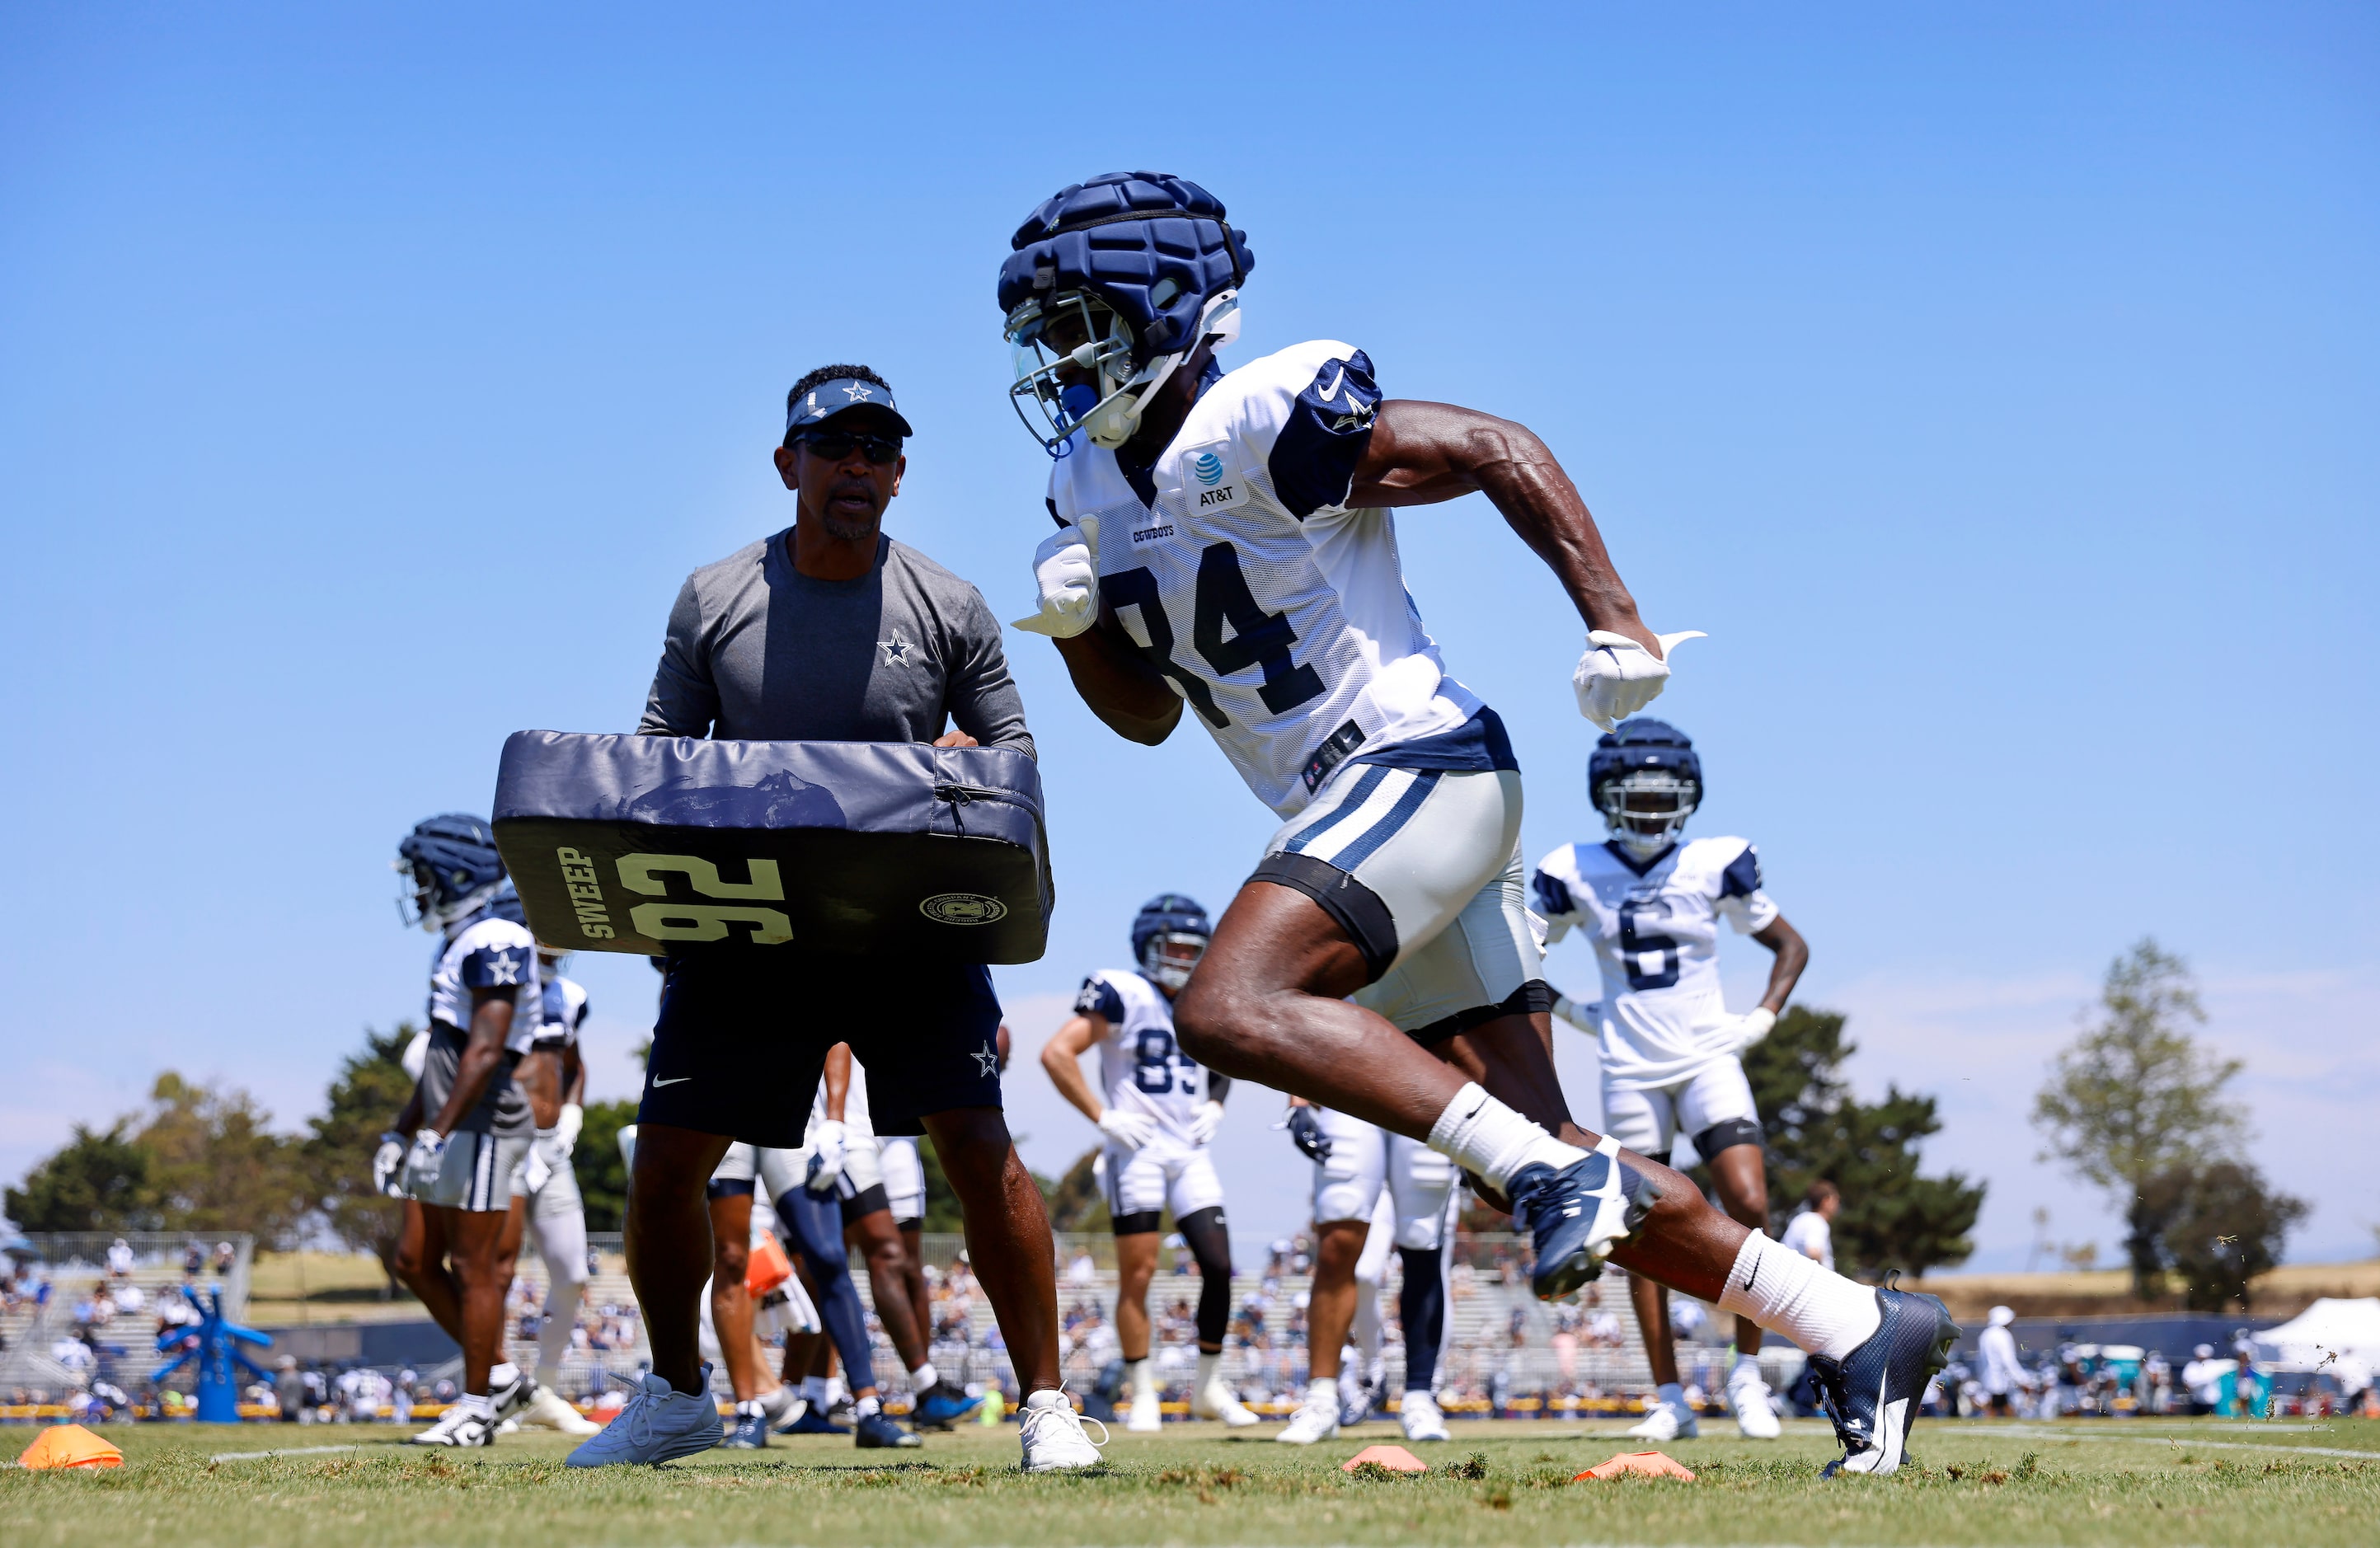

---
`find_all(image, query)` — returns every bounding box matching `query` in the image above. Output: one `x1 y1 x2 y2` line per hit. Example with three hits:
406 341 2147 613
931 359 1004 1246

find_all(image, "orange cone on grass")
1575 1449 1696 1481
18 1424 124 1470
1342 1443 1429 1473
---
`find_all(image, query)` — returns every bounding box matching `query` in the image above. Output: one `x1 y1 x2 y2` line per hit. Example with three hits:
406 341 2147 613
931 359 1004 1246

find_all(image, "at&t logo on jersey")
1186 445 1237 509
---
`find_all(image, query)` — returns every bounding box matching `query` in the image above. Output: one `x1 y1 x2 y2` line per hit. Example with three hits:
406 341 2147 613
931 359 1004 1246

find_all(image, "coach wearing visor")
570 367 1090 1468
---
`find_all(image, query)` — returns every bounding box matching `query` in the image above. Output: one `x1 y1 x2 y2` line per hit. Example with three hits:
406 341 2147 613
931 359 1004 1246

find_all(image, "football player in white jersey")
1533 718 1810 1441
503 947 601 1435
1001 172 1951 1475
1042 896 1256 1431
1277 1101 1459 1446
382 816 545 1446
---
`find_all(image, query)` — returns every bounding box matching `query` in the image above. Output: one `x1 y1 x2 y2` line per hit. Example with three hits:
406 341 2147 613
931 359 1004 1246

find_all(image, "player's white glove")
1186 1100 1226 1147
804 1119 848 1196
400 1130 448 1197
372 1133 409 1199
552 1102 584 1157
1551 994 1602 1033
1572 629 1705 730
1097 1107 1157 1151
1012 525 1099 638
1709 1006 1777 1057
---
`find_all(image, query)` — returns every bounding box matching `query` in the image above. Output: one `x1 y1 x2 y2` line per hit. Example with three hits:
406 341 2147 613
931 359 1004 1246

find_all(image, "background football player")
1041 896 1255 1431
500 945 601 1435
383 815 546 1446
1002 171 1950 1475
1276 1100 1458 1446
1533 718 1809 1442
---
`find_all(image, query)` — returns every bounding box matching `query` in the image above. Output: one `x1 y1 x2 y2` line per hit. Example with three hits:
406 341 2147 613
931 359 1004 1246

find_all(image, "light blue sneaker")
566 1366 723 1468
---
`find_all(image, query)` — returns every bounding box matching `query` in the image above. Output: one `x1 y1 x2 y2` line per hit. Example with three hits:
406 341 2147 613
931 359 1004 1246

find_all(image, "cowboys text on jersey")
1532 837 1777 1088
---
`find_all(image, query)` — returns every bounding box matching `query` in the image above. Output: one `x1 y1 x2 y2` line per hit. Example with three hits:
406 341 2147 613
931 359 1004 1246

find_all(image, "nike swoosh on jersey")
652 1077 692 1086
1313 365 1345 402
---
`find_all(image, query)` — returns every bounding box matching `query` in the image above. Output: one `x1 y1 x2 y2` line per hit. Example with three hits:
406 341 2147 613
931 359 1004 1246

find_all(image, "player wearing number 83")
1003 172 1953 1477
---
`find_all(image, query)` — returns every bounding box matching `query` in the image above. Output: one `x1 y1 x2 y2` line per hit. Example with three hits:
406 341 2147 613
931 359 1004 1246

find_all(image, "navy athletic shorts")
638 946 1004 1146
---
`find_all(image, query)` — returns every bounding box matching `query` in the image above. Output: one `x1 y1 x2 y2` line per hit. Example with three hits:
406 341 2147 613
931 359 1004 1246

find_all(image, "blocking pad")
491 730 1052 963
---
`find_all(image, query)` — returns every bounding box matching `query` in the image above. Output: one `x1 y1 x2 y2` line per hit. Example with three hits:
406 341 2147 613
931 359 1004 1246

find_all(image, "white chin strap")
1082 292 1241 449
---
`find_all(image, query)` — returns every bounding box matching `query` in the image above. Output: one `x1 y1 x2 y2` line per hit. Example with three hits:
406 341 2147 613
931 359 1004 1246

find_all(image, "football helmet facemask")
395 814 509 933
1130 893 1213 995
1006 285 1239 454
1589 719 1703 862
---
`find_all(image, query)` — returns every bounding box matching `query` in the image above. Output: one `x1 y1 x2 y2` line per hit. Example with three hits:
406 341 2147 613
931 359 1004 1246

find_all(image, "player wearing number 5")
1533 719 1810 1442
1041 896 1256 1432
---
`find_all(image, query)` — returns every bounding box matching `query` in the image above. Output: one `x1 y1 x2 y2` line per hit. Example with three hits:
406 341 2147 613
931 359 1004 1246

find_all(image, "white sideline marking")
1992 1424 2375 1461
207 1442 367 1462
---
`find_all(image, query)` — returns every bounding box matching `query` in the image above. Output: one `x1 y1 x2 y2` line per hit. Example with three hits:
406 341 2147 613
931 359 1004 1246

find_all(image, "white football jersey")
427 914 542 1056
1047 341 1484 816
808 1055 875 1140
1532 836 1779 1089
533 971 588 1051
1073 969 1208 1142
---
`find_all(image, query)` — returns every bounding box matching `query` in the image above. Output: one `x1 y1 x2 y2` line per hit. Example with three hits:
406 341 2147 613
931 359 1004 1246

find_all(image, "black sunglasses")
791 429 903 466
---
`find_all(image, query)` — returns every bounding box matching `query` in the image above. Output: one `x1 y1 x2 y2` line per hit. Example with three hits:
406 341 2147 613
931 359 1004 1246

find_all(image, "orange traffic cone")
1574 1450 1696 1481
18 1424 124 1470
1342 1443 1429 1473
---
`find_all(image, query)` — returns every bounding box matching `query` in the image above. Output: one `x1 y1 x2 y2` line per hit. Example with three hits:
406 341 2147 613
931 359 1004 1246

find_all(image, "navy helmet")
396 814 509 932
1130 892 1213 993
1589 719 1702 861
999 172 1255 455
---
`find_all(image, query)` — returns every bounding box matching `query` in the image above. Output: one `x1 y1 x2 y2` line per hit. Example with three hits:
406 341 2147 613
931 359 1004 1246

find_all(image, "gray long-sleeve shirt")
639 529 1034 757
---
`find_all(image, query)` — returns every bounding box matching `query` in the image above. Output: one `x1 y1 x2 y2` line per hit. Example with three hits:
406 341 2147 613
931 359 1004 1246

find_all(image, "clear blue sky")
4 3 2373 1269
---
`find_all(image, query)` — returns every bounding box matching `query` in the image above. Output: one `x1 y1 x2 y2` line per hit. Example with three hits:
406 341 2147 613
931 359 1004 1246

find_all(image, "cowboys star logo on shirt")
876 628 917 666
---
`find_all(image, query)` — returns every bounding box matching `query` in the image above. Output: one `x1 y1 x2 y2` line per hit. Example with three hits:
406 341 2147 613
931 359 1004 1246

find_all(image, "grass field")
7 1415 2378 1546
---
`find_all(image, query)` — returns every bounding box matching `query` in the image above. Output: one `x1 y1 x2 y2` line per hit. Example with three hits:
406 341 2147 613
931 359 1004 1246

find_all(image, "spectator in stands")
213 1242 236 1278
182 1242 204 1279
107 1238 135 1277
1780 1180 1839 1269
2181 1343 2224 1415
1976 1306 2021 1417
274 1356 304 1423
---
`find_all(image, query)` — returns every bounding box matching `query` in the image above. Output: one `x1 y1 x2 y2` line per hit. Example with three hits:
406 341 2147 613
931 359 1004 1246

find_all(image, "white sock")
908 1361 939 1391
1023 1387 1068 1412
1196 1351 1223 1391
1125 1358 1156 1399
1731 1353 1762 1378
801 1376 829 1405
1655 1381 1685 1409
488 1362 520 1390
759 1384 795 1420
1305 1376 1336 1410
1426 1082 1584 1192
1715 1231 1881 1362
457 1391 495 1419
854 1393 881 1419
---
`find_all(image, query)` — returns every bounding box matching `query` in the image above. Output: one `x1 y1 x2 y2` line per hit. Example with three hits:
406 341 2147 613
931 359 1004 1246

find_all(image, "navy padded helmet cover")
1131 892 1211 957
1589 717 1702 795
400 814 508 903
998 171 1255 365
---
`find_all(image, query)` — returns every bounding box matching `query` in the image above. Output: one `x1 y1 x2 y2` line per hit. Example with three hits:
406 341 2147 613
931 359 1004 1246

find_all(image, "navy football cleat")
854 1409 923 1449
777 1403 848 1436
1808 1286 1958 1477
1507 1136 1660 1301
718 1409 770 1449
909 1380 983 1430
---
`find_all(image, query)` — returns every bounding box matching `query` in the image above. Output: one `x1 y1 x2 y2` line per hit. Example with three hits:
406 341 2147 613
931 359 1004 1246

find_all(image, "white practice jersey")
533 971 588 1051
1074 969 1207 1143
1532 836 1779 1088
807 1056 875 1141
1048 340 1488 817
426 914 542 1056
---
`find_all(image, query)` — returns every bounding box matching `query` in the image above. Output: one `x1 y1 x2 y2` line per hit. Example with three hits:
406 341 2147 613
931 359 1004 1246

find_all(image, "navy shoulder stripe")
1268 349 1380 518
